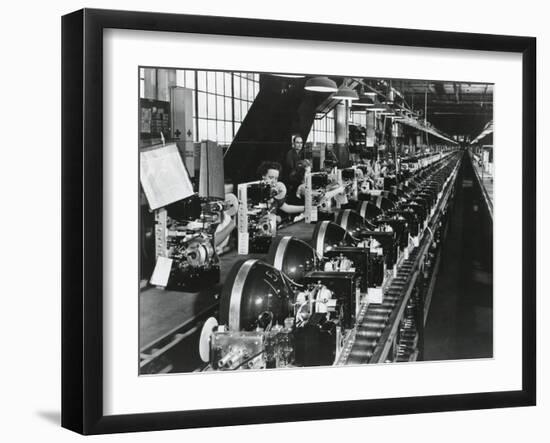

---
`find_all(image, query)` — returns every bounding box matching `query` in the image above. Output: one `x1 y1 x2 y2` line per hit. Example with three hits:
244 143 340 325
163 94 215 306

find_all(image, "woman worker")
257 161 305 220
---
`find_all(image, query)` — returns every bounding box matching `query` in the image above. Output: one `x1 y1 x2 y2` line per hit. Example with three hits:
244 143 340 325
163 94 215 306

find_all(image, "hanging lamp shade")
352 95 374 107
382 89 395 105
304 76 338 92
332 84 359 101
367 99 387 112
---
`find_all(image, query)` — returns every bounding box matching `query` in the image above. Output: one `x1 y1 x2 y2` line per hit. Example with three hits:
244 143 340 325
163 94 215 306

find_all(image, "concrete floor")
423 158 493 361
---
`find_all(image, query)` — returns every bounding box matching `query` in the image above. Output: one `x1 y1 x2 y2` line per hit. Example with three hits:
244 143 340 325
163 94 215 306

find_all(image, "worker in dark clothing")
324 144 338 169
284 134 304 179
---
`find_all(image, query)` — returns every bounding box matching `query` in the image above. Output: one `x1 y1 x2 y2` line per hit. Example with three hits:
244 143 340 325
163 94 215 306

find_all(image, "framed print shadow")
61 8 536 435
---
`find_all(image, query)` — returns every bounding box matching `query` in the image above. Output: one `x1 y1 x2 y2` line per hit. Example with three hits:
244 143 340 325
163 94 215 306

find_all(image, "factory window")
350 110 367 127
139 68 145 99
233 72 259 124
140 67 157 100
139 68 260 147
310 110 336 145
197 71 207 91
175 69 195 89
191 70 260 147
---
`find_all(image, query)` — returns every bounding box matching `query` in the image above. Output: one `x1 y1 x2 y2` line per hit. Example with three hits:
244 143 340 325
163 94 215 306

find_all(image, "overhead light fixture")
363 91 377 97
380 106 395 115
470 120 494 144
304 76 338 92
271 73 306 78
351 95 374 107
332 84 359 101
363 95 385 111
382 89 395 105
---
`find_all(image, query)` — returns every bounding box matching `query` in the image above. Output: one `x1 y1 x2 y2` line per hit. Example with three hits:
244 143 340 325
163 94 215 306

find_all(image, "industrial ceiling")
395 80 493 140
316 77 493 141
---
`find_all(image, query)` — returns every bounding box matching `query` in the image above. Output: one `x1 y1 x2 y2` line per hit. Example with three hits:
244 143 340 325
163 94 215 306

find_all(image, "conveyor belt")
337 153 463 365
140 153 462 372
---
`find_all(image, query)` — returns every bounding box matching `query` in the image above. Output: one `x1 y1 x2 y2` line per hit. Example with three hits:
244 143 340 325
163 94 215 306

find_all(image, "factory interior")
138 69 494 374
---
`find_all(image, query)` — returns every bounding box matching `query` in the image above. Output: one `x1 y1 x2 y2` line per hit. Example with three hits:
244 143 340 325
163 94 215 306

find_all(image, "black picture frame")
61 8 536 435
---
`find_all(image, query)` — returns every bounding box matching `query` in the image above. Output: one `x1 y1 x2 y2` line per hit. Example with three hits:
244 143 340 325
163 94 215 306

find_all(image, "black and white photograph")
138 68 494 375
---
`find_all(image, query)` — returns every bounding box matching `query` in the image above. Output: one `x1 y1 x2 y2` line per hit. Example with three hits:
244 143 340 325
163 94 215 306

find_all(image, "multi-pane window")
350 110 367 127
140 68 260 147
192 70 259 146
176 69 195 90
309 110 336 145
232 73 259 136
139 68 145 99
